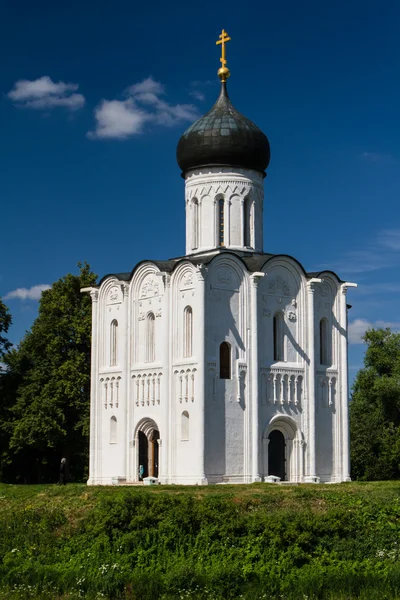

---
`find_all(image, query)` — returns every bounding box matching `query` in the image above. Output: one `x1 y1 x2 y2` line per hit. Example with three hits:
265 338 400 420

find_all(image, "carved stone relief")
267 276 291 297
140 278 160 299
106 286 122 305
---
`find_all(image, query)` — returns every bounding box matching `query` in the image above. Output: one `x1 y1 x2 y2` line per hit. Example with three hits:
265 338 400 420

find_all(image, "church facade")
84 37 355 485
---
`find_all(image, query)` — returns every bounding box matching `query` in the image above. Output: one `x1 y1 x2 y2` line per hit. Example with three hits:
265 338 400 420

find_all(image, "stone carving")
319 283 330 297
268 277 291 297
140 278 160 299
107 286 122 305
217 268 232 285
288 311 297 322
263 309 271 318
182 272 194 287
156 309 162 318
138 312 145 321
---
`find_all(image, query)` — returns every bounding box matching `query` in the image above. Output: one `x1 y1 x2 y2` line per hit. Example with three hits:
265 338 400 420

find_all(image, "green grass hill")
1 481 400 599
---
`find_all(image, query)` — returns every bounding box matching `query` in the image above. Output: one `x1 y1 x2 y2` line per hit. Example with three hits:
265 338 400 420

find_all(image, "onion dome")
176 81 271 175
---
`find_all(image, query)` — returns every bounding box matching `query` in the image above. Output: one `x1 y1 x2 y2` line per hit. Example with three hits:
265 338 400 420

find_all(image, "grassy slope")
1 481 400 599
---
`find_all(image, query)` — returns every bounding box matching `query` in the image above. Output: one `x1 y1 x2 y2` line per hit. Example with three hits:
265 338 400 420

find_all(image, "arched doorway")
136 419 160 481
268 430 286 480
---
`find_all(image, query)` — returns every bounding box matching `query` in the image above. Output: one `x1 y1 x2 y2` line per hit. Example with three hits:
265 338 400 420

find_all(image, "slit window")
219 342 231 379
273 312 285 361
146 313 155 363
218 198 225 247
110 320 118 366
184 306 193 358
320 318 330 366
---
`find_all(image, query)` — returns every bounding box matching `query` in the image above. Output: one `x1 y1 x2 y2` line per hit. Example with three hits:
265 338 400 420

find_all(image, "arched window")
181 411 189 441
273 312 285 362
110 320 118 366
110 416 117 444
192 199 199 250
320 318 330 366
218 198 225 247
243 197 252 247
146 313 155 363
219 342 231 379
184 306 193 358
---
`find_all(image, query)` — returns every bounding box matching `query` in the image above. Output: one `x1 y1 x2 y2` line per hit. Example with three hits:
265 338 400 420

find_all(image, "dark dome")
176 82 270 175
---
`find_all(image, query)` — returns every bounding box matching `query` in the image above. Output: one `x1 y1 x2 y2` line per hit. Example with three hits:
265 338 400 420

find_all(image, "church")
83 31 355 485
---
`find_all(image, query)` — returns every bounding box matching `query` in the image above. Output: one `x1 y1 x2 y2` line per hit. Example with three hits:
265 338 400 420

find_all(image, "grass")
1 481 400 599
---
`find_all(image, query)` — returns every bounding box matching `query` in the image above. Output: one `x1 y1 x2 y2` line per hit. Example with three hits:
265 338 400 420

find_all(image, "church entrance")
268 430 286 481
136 419 160 480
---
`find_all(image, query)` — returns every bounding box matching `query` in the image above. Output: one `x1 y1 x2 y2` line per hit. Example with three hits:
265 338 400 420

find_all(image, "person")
59 458 67 485
139 464 144 481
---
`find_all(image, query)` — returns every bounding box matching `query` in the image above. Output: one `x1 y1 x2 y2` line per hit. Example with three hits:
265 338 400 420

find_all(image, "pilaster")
250 272 264 482
196 265 208 484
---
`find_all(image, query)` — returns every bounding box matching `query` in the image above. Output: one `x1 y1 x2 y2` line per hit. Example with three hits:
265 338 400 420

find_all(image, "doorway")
268 430 286 480
137 422 160 480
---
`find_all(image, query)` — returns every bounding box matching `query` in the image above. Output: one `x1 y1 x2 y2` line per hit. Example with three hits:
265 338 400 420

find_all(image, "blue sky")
1 0 400 384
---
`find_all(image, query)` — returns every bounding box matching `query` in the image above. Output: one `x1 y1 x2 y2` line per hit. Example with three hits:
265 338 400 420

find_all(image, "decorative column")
196 265 208 484
304 279 321 483
121 283 129 481
157 272 170 483
340 283 356 481
85 288 99 485
250 272 264 482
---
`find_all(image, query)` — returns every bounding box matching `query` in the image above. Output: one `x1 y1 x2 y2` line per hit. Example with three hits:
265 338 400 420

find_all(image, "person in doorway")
139 464 144 481
59 458 67 485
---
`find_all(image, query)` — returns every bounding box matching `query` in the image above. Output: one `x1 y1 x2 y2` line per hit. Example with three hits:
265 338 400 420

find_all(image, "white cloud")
362 152 398 165
378 229 400 251
319 227 400 275
88 76 199 140
348 318 400 344
4 284 51 301
8 76 85 110
190 90 205 101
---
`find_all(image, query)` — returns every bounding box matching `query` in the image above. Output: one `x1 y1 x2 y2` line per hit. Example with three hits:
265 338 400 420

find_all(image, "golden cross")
216 29 231 69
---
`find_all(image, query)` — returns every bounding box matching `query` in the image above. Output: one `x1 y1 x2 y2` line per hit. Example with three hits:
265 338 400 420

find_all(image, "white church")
84 32 355 485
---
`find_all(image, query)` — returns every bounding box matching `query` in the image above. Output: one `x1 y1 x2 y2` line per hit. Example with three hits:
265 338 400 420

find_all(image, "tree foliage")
0 263 97 483
0 298 12 359
350 328 400 480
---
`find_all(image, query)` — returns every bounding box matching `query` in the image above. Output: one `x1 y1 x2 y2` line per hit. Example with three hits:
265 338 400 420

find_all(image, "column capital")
307 278 322 294
157 271 171 288
195 264 207 282
341 282 357 296
250 272 265 287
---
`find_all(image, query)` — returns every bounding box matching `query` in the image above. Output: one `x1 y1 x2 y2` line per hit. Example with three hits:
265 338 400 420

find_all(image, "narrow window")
219 342 231 379
192 199 199 250
244 197 252 247
184 306 193 358
320 318 330 366
181 411 189 441
110 416 117 444
146 313 155 363
273 312 285 361
218 198 225 247
110 319 118 366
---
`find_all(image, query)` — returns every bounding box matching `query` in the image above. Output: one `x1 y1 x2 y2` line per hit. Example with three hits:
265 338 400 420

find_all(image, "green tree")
350 328 400 480
0 298 12 359
6 263 97 483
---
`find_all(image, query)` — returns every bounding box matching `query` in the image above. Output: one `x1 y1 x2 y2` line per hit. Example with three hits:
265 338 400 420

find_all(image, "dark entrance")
138 431 149 478
138 428 159 479
268 430 286 480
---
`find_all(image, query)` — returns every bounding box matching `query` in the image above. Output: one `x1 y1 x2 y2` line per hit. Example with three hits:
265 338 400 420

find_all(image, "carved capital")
90 289 99 303
122 283 129 297
250 271 265 288
196 264 207 282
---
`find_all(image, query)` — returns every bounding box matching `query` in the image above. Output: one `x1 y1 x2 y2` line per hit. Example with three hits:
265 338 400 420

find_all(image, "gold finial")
216 29 231 82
